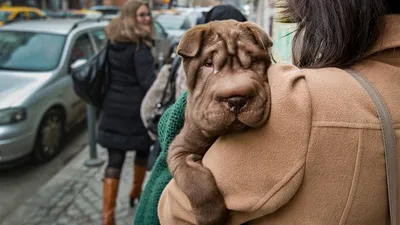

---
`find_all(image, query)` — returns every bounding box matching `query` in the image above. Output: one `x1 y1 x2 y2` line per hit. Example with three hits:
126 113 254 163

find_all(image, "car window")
28 11 41 20
156 15 185 30
90 29 107 49
0 11 11 22
13 12 26 21
69 33 95 65
181 18 191 30
153 21 165 37
0 31 66 71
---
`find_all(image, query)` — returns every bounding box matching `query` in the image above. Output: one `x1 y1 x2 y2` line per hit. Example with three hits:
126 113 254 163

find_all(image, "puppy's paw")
178 155 229 225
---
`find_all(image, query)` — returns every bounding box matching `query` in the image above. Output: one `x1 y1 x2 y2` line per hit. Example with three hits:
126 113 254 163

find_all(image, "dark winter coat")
97 41 155 152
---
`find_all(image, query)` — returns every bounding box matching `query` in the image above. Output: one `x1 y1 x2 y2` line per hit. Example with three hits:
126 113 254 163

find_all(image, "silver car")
0 19 108 165
155 13 192 44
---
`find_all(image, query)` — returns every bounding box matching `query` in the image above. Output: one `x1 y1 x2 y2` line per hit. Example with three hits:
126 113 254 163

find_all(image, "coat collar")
365 15 400 57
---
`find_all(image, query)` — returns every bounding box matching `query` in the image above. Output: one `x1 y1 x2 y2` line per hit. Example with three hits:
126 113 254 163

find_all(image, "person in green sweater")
133 5 248 225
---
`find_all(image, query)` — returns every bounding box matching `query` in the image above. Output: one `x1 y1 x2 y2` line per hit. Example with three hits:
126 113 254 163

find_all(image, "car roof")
0 18 108 35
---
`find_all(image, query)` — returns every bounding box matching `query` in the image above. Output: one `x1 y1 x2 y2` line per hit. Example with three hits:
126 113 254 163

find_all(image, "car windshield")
0 11 11 22
156 15 187 30
0 31 65 71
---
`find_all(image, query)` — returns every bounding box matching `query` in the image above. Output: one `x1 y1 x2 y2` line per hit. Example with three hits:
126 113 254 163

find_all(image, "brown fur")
167 20 273 225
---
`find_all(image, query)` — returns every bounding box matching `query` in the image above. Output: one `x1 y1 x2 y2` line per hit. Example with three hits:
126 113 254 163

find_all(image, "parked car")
176 6 211 26
153 20 175 64
44 9 102 19
0 19 108 166
0 6 45 26
155 13 192 45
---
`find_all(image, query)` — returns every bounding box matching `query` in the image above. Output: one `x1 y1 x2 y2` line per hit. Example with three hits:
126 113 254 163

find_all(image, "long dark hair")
280 0 396 68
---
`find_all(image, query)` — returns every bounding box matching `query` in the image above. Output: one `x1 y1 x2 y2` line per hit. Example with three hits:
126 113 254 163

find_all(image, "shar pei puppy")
167 20 273 225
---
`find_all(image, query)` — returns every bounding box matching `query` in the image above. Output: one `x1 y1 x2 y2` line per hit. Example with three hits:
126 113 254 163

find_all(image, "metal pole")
84 104 104 167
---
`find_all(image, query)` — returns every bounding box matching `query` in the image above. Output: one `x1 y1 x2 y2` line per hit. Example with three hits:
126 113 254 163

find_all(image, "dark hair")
387 0 400 14
281 0 396 68
205 4 247 23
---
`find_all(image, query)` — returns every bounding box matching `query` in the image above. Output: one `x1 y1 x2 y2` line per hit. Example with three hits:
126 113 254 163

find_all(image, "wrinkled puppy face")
177 20 272 135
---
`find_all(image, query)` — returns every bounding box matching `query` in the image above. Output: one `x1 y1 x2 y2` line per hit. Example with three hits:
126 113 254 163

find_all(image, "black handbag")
147 56 182 134
71 42 110 109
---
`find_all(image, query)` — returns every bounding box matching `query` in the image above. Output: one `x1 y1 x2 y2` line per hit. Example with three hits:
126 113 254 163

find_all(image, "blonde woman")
97 1 155 224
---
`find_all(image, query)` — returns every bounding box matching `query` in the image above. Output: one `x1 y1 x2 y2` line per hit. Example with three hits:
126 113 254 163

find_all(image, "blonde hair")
105 0 153 47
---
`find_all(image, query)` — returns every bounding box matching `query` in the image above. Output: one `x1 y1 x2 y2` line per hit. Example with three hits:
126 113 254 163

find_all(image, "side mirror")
70 58 88 71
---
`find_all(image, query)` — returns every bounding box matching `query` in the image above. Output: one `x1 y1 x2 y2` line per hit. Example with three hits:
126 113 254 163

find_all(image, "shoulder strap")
159 56 182 106
168 56 182 97
345 69 397 225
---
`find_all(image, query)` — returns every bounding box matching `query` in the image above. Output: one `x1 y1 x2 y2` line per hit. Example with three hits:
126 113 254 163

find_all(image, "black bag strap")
158 56 182 107
345 68 397 225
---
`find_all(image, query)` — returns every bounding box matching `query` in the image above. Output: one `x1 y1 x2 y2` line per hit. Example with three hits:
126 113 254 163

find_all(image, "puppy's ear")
177 25 208 58
240 22 273 51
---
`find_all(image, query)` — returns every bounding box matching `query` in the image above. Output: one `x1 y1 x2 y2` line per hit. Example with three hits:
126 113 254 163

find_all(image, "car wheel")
32 109 64 163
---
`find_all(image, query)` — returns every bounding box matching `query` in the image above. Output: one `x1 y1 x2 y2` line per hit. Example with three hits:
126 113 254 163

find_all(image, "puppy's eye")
204 58 213 67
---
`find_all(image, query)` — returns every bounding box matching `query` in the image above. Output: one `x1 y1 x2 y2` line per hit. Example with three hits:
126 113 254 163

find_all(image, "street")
0 121 88 224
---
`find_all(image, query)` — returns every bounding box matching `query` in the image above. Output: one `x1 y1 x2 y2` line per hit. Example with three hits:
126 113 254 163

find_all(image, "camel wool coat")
158 15 400 225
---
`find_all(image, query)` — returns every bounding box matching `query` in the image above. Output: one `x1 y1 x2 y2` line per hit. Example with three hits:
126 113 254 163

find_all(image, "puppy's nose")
227 96 248 113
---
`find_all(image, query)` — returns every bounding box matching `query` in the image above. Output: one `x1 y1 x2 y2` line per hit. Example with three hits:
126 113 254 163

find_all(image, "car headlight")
0 108 27 125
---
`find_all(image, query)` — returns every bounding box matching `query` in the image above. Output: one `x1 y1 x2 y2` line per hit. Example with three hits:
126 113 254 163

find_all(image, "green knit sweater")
133 91 187 225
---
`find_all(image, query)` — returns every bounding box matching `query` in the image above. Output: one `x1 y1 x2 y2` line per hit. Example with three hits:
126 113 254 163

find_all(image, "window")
69 33 94 65
90 29 107 49
0 11 11 22
181 19 191 30
0 31 66 71
13 12 26 21
154 21 166 38
156 15 188 30
28 11 41 20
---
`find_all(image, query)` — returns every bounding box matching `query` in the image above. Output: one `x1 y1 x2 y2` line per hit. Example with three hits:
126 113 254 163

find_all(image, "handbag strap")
345 69 397 225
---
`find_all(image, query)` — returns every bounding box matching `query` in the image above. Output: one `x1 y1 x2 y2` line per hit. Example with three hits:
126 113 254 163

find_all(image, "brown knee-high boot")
129 165 147 207
102 178 119 225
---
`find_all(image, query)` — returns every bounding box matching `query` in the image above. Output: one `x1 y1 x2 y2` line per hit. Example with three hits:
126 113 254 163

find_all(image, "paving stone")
49 206 64 217
26 216 42 225
56 217 71 225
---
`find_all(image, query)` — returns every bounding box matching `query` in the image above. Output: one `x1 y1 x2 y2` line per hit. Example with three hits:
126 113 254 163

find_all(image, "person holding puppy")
97 0 155 224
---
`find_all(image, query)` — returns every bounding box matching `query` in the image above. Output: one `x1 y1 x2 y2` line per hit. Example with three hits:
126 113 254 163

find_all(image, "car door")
153 21 172 62
65 32 96 125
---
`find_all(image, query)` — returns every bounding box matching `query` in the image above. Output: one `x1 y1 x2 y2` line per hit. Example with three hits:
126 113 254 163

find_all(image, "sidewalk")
1 145 143 225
